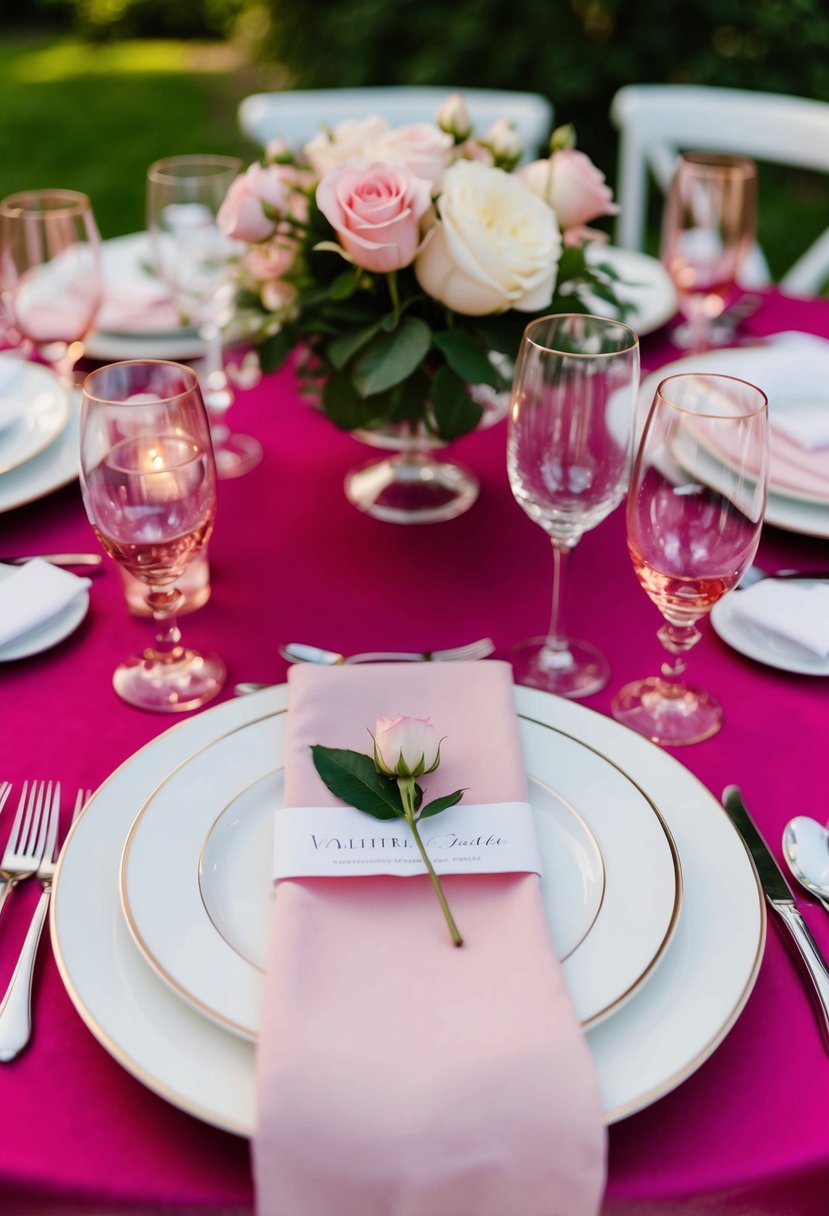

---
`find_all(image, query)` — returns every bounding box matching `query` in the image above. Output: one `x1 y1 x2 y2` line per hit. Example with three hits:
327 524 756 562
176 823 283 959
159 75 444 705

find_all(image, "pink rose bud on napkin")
372 714 441 778
218 163 293 243
316 159 432 273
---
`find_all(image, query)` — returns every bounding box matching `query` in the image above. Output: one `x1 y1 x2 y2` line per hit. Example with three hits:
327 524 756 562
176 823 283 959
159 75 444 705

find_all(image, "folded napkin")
253 661 606 1216
0 559 90 648
730 579 829 659
770 405 829 452
96 237 181 335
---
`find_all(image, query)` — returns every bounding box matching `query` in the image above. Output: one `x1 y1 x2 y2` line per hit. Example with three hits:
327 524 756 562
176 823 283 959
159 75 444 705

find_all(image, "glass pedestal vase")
343 383 509 526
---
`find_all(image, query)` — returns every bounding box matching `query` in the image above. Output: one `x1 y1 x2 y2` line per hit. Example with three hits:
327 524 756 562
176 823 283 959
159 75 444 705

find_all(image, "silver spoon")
782 816 829 914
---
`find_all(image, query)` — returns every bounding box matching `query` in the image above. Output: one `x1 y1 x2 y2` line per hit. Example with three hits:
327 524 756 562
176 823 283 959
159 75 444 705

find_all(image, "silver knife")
723 785 829 1050
0 553 103 570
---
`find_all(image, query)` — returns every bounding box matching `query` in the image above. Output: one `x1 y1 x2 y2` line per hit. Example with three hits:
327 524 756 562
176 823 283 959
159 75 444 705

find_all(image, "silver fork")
0 786 90 1061
235 637 497 694
0 782 53 917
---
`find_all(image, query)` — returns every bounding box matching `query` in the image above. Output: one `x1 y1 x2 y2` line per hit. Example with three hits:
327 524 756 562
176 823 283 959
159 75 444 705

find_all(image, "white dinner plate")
711 582 829 676
119 711 680 1036
584 245 676 337
52 686 764 1132
0 385 80 513
0 562 89 661
0 355 71 476
85 232 206 361
639 340 829 538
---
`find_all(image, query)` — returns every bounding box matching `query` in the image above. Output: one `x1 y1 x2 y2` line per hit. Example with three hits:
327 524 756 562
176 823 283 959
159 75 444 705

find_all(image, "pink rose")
316 159 431 273
373 716 441 778
218 163 297 243
368 122 454 188
517 149 618 240
242 236 298 282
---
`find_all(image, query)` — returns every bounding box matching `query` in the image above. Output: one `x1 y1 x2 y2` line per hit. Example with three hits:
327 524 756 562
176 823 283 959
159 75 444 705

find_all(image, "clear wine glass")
661 152 757 352
612 372 769 745
507 313 640 698
79 359 226 712
146 154 262 479
0 188 102 383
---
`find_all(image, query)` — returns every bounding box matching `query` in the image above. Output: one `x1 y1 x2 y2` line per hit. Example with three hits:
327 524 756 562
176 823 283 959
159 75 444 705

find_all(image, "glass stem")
545 540 572 656
146 587 186 663
656 621 701 690
199 320 232 435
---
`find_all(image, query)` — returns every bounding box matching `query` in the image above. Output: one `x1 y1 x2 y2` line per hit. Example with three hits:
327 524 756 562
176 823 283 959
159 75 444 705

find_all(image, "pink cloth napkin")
253 660 606 1216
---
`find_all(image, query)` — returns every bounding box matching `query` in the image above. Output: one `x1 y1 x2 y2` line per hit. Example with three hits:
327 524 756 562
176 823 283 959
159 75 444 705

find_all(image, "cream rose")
304 115 389 176
368 122 454 188
414 159 561 315
316 159 431 274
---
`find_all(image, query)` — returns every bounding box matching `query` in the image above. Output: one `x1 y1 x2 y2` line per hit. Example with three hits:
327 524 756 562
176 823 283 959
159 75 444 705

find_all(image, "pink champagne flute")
79 359 226 712
612 372 768 745
0 188 102 383
507 313 640 698
661 152 757 352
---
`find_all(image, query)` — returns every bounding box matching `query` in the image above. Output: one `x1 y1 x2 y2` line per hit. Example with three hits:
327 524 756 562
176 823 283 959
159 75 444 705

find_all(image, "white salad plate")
639 338 829 538
0 354 71 476
711 582 829 676
85 232 206 361
0 384 80 514
119 709 681 1036
0 562 89 661
584 246 676 337
52 685 764 1133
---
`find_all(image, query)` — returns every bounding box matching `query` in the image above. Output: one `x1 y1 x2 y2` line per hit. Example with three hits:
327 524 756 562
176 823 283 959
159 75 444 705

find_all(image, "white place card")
272 802 542 880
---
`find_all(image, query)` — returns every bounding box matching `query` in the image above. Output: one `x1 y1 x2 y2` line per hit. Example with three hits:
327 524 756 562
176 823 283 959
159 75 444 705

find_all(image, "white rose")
368 122 454 188
414 160 561 315
481 119 523 164
435 92 473 141
373 716 441 779
304 115 389 176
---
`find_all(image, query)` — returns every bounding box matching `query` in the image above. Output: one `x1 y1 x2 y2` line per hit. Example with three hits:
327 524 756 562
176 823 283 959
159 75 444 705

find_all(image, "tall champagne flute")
0 189 101 383
79 359 226 712
612 372 768 745
507 314 640 697
661 153 757 352
146 155 262 479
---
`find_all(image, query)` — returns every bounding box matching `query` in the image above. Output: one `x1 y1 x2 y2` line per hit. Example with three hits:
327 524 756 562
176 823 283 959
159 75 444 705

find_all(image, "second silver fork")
0 782 55 916
0 787 89 1061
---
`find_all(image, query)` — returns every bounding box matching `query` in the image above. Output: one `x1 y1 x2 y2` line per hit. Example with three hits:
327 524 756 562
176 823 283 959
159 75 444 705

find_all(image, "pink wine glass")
612 372 768 745
0 188 102 384
79 359 226 712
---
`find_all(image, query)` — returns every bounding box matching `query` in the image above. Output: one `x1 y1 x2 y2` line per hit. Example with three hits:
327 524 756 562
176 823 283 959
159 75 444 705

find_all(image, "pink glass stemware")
612 371 769 745
79 359 226 712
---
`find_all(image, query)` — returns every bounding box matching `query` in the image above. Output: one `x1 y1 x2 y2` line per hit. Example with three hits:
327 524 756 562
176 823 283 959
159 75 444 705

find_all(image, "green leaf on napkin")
419 789 466 819
311 745 405 820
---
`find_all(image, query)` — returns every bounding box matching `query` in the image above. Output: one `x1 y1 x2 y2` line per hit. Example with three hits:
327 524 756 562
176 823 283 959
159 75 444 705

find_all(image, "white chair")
610 84 829 294
238 86 553 163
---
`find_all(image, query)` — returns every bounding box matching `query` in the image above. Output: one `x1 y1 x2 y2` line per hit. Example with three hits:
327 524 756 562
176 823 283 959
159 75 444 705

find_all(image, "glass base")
511 636 610 699
611 676 722 746
113 647 226 713
213 432 263 480
344 452 479 525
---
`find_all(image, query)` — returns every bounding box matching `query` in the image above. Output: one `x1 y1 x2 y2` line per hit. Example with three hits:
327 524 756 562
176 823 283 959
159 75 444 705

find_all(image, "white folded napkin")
730 579 829 659
96 237 181 335
0 559 91 648
770 405 829 451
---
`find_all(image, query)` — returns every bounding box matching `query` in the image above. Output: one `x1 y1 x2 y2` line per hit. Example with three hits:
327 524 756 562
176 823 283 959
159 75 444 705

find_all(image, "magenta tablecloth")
1 290 828 1215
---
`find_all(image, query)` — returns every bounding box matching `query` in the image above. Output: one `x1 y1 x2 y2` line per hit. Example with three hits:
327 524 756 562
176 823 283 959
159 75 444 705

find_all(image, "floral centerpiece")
219 93 624 520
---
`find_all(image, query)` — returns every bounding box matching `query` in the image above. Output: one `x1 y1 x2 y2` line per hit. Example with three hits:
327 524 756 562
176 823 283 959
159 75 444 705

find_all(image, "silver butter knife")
723 785 829 1051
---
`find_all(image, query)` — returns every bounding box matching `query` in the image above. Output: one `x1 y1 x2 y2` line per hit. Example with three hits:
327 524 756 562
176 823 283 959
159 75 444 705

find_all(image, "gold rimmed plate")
118 708 680 1038
0 354 71 477
51 684 764 1131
